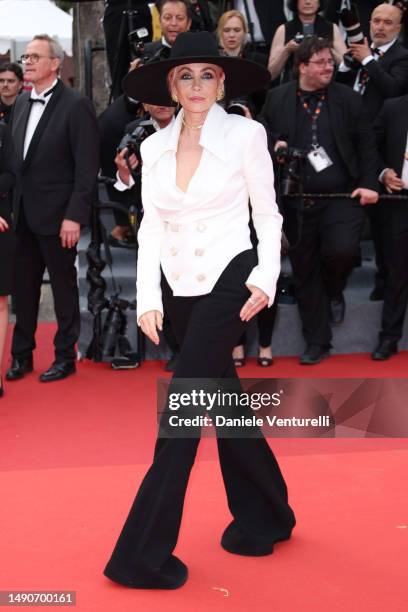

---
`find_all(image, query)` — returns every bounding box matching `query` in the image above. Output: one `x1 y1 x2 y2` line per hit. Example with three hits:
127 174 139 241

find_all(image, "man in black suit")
337 3 408 299
337 3 408 120
6 34 99 383
260 36 379 364
371 95 408 359
142 0 192 62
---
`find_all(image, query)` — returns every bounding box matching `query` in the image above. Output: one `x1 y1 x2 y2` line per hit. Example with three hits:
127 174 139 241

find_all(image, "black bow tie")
28 82 59 106
28 97 45 105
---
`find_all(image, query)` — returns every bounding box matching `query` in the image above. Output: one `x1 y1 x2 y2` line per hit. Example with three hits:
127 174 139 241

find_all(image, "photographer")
337 3 408 120
114 103 181 371
337 3 408 301
103 1 153 99
260 36 379 364
268 0 347 82
139 0 192 64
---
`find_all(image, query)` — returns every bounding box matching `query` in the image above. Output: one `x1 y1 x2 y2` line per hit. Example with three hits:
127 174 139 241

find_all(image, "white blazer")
136 102 282 320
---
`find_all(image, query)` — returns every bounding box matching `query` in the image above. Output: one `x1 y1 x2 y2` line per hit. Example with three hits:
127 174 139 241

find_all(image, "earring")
171 92 178 103
216 87 225 101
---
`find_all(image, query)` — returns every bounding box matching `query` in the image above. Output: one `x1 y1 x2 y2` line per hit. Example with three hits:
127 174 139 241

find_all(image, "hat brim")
122 55 270 106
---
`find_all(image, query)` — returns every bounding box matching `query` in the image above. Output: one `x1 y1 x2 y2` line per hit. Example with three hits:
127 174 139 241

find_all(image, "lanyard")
298 90 326 149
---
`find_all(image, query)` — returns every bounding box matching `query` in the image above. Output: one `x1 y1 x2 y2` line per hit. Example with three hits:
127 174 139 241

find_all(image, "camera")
226 98 248 116
117 118 155 164
340 4 365 69
294 33 305 44
275 146 308 196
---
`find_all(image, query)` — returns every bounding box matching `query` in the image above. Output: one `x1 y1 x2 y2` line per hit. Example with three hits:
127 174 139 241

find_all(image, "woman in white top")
104 32 295 590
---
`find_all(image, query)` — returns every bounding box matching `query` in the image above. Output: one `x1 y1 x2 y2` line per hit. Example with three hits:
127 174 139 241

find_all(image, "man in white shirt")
6 35 99 383
337 3 408 301
371 94 408 359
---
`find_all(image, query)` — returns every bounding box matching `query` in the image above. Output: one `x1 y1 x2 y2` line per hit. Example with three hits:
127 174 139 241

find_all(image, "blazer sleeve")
65 96 100 226
364 50 408 99
244 122 283 306
136 161 166 321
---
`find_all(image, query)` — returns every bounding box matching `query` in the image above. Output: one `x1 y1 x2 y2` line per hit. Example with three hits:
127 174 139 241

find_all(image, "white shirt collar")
30 78 58 101
372 38 397 54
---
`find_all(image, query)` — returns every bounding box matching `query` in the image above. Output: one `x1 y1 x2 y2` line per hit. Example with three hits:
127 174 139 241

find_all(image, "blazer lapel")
283 82 298 146
12 94 31 163
23 80 64 170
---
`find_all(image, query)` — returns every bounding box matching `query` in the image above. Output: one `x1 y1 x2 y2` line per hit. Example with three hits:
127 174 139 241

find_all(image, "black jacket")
10 80 100 235
373 95 408 178
0 123 17 221
259 80 379 191
337 41 408 120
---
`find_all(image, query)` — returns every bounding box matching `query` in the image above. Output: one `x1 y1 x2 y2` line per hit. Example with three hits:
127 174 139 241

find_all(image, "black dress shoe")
6 357 33 381
300 344 330 365
369 286 384 301
372 339 398 361
108 234 136 250
39 362 76 382
329 295 345 325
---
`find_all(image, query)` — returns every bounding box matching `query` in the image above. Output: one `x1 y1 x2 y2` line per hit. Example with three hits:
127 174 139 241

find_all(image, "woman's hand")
240 284 269 322
0 216 9 232
138 310 163 345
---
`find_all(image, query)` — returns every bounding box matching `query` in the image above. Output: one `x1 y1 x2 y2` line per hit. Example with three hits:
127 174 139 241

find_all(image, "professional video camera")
117 118 155 165
340 3 365 69
395 1 408 15
275 146 308 196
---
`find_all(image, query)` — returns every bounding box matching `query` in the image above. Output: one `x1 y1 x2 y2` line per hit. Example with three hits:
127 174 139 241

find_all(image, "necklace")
182 117 204 131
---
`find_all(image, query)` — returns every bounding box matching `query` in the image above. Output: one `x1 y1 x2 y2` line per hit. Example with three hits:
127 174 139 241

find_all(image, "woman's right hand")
138 310 163 345
0 216 9 232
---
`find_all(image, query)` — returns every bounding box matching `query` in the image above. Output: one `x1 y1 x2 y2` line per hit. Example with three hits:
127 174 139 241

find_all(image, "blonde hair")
217 10 248 46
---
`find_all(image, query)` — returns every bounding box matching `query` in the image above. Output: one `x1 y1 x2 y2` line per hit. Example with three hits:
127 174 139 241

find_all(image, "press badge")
308 146 333 173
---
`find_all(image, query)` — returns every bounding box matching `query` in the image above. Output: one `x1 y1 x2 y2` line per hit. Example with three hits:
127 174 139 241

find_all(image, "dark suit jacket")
0 123 17 221
259 80 379 191
10 80 100 236
373 95 408 177
337 41 408 120
142 40 171 63
225 0 286 45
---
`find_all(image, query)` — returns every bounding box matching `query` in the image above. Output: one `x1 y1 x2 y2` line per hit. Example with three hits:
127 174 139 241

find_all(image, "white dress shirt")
23 79 58 159
136 103 282 321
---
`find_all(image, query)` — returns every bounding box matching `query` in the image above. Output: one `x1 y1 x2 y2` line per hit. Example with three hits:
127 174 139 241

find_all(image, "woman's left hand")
240 284 269 322
0 216 9 232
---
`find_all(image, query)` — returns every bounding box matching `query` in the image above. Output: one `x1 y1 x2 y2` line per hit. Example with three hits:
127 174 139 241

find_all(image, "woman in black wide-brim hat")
104 31 295 590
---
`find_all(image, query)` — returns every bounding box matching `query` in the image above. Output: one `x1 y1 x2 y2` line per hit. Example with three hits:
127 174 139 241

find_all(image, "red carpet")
1 323 407 611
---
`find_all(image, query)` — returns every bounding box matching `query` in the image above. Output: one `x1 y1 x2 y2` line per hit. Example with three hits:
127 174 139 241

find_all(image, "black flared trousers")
104 250 295 586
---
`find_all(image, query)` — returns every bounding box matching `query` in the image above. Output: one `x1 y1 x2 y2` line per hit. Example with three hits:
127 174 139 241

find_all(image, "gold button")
196 222 206 233
170 223 180 232
194 248 204 257
196 274 206 282
170 246 178 256
172 272 180 281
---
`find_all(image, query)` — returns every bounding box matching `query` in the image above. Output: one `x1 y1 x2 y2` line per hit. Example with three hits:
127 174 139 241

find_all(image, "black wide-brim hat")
122 31 270 106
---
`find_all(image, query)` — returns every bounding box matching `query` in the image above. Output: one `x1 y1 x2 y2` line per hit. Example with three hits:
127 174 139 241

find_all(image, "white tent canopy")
0 0 72 56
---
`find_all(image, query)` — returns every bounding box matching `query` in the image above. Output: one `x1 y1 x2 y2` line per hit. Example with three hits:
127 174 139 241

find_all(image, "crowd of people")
1 0 408 400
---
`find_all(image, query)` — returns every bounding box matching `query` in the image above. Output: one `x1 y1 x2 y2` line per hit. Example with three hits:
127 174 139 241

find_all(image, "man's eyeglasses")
20 54 52 64
307 59 336 67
